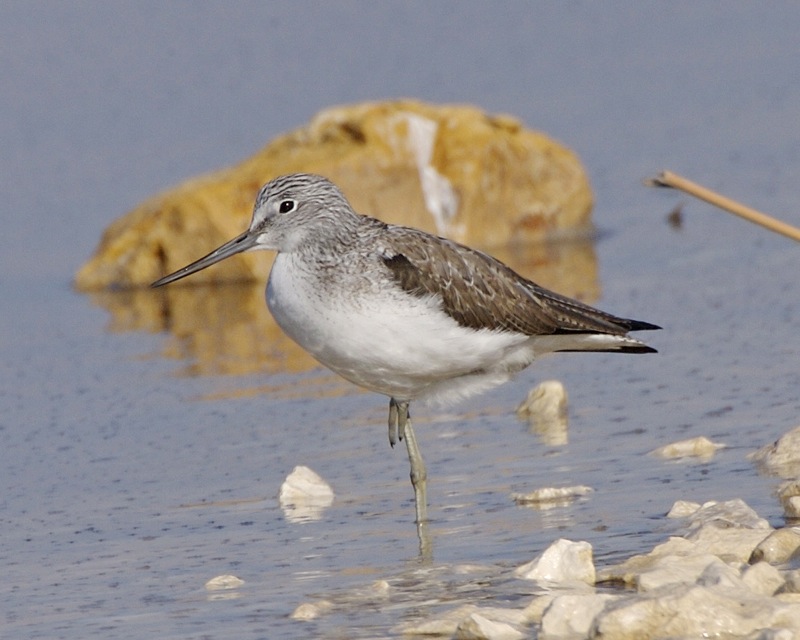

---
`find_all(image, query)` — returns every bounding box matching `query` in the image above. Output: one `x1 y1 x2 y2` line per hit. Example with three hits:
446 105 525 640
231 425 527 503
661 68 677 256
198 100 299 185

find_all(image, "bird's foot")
388 399 399 448
388 398 410 448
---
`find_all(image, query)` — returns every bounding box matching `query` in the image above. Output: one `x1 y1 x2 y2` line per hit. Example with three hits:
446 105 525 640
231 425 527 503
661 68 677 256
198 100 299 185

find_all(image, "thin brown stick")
647 170 800 243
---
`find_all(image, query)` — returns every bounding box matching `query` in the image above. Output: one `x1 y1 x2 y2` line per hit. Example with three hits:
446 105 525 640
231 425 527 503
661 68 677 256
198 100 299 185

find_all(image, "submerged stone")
204 574 245 590
515 380 569 445
279 465 334 523
650 435 725 460
290 600 334 621
512 485 593 507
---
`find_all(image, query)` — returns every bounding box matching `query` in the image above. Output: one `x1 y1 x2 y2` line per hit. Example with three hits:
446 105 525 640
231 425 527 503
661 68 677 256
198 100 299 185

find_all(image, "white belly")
266 254 534 403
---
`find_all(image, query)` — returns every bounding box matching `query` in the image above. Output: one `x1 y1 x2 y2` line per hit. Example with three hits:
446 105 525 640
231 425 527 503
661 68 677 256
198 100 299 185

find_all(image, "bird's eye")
279 200 296 214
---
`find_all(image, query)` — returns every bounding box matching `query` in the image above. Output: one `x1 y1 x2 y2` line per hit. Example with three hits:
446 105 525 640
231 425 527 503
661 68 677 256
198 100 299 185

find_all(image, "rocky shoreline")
274 425 800 639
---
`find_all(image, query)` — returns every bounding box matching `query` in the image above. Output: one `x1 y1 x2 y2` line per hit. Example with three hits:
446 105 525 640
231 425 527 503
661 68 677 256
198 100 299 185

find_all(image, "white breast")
266 253 534 403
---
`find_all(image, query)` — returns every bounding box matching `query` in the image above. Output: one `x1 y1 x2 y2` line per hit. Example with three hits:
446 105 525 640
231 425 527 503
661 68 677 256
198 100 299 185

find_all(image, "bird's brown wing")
380 227 659 337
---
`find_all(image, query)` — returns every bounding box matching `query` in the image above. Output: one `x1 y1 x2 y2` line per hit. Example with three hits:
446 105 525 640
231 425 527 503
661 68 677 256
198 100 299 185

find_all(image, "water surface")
2 4 799 638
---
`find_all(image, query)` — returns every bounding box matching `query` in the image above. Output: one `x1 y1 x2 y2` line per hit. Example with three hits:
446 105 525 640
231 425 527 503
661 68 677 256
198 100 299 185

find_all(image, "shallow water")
3 4 800 638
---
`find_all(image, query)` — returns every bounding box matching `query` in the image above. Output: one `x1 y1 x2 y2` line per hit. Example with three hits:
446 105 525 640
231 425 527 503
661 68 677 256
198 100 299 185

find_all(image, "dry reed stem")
647 170 800 243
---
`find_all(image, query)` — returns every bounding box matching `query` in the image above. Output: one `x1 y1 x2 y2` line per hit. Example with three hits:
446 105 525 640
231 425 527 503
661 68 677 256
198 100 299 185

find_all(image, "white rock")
666 500 702 518
750 528 800 564
637 553 736 592
290 600 333 621
588 498 800 638
779 480 800 500
778 483 800 521
750 425 800 478
596 533 760 586
780 569 800 594
596 557 662 586
204 574 245 590
369 579 391 595
514 539 595 585
516 381 568 446
685 498 771 535
397 605 477 636
688 523 773 564
592 583 800 639
516 380 567 418
279 465 334 523
512 485 593 507
650 436 725 459
695 559 744 590
784 496 800 519
742 562 785 596
453 613 526 640
279 465 334 501
540 593 617 638
522 594 556 624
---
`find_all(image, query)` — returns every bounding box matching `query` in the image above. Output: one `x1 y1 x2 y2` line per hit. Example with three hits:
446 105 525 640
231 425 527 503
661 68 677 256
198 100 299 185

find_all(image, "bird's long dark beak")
150 229 258 287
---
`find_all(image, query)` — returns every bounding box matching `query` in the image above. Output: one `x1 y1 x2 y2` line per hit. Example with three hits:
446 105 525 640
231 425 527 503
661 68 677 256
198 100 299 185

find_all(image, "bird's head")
151 173 356 287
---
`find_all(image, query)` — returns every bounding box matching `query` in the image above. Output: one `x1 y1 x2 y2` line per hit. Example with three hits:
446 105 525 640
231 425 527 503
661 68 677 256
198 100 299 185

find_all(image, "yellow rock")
74 99 593 290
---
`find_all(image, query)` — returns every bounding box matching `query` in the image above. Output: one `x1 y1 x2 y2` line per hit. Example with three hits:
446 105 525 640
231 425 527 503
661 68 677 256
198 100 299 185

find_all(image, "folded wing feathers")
382 228 659 338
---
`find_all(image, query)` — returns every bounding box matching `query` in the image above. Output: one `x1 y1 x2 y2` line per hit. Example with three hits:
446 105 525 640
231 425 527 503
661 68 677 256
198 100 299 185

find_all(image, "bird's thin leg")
388 399 431 558
401 408 432 560
393 400 428 524
403 420 428 528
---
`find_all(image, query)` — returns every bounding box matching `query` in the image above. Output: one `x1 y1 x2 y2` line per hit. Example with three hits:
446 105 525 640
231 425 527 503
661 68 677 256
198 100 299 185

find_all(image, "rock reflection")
89 283 317 376
87 239 602 380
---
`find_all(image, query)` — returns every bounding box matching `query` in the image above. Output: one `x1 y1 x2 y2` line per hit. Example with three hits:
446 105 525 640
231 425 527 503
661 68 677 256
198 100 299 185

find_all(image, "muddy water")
3 4 800 638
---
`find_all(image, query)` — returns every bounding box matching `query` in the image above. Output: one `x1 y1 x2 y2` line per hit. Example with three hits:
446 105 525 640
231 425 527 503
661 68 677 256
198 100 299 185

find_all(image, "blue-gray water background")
2 3 799 638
